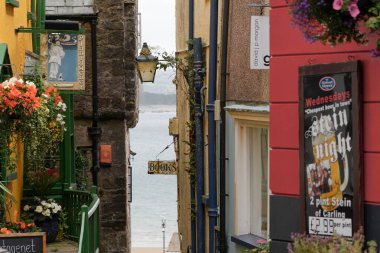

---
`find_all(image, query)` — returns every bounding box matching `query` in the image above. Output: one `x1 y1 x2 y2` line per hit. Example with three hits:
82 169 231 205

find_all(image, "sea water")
130 106 178 248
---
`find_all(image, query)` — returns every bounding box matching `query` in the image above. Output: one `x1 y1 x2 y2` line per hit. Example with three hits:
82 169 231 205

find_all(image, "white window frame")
229 111 270 238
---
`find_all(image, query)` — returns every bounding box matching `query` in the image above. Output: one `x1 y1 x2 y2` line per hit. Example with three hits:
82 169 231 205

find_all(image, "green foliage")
288 228 378 253
244 240 270 253
24 86 66 173
0 221 41 234
22 197 62 222
366 2 380 36
75 149 90 191
290 0 380 51
27 168 60 198
57 210 69 240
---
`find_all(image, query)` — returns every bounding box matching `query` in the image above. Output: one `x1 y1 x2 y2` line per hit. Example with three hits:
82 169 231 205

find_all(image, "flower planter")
35 215 59 243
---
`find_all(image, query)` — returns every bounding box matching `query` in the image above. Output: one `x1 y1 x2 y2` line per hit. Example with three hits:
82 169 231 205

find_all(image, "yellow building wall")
6 139 24 222
0 1 33 222
175 0 223 252
0 1 33 76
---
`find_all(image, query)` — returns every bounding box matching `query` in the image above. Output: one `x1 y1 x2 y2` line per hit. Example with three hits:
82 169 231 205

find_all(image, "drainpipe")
189 1 197 253
194 38 205 253
45 13 100 187
88 18 101 186
31 0 37 53
219 0 230 252
208 0 219 252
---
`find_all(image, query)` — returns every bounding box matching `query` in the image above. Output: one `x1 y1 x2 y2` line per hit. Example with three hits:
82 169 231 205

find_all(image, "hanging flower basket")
289 0 380 53
0 77 67 176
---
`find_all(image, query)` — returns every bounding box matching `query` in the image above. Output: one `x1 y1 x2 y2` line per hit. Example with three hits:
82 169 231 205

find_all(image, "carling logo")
319 76 336 91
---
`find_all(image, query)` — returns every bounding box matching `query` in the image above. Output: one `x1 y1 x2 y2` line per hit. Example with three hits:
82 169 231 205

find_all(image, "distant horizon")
141 69 176 95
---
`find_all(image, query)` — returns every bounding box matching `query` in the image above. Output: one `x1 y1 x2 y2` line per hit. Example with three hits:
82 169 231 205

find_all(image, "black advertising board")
299 61 362 237
0 233 46 253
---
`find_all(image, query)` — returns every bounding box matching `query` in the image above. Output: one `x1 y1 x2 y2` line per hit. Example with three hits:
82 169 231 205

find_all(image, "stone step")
47 240 79 253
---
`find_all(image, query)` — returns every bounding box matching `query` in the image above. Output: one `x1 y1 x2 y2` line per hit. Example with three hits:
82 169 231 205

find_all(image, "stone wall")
46 0 138 252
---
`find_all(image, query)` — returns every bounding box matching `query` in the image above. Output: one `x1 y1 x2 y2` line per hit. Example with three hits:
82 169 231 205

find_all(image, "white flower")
9 77 17 83
42 94 49 98
41 200 47 206
24 205 30 211
26 81 36 88
52 203 62 213
17 78 24 84
56 113 63 121
60 102 67 112
57 102 67 112
42 209 51 217
1 81 10 89
45 108 50 114
35 206 43 213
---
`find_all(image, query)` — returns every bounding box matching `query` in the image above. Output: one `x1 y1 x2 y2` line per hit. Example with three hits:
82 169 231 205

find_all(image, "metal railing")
64 186 100 253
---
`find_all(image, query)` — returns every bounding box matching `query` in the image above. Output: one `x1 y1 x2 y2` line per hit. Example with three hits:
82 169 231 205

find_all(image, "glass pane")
261 128 268 237
249 128 269 238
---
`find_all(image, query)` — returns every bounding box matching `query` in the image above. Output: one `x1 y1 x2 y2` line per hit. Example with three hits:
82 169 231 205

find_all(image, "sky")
138 0 176 53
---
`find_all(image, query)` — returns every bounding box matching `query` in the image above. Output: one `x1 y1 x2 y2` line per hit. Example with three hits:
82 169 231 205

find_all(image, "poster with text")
300 61 362 237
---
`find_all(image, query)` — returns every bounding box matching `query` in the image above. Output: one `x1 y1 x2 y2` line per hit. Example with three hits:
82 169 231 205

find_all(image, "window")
249 128 268 237
5 0 19 7
235 125 269 238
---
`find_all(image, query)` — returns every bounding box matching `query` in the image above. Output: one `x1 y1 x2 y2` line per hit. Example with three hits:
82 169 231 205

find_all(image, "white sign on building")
250 16 270 70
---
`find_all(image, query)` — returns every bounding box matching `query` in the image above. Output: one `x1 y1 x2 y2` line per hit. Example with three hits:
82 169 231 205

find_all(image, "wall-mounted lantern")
136 42 158 83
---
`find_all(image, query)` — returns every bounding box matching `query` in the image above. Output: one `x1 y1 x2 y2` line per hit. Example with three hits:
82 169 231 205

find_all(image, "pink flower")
257 239 267 244
333 0 343 10
349 3 360 18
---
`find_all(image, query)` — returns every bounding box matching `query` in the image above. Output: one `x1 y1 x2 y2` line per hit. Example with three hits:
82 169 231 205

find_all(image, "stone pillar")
74 0 138 252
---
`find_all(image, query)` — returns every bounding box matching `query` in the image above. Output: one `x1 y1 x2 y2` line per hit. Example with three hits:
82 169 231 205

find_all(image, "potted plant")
288 228 377 253
0 221 40 234
22 197 62 243
27 168 60 199
244 239 270 253
289 0 380 53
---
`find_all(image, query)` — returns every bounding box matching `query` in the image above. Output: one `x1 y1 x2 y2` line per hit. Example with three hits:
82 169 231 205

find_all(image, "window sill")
231 234 267 249
6 0 19 7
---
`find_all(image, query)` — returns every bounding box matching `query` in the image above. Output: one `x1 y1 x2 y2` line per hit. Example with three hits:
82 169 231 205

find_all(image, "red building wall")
269 1 380 251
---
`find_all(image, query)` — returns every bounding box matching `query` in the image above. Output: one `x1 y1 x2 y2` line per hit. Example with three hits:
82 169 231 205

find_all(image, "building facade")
176 0 380 253
269 0 380 251
174 1 215 252
0 1 32 78
0 0 33 222
46 0 139 252
224 1 270 253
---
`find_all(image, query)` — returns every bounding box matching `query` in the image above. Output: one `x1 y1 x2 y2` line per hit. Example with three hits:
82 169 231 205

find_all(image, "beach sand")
131 248 163 253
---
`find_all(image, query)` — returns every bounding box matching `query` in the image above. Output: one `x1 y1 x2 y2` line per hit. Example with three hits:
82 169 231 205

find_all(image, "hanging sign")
148 160 177 175
299 61 362 237
250 16 270 69
41 33 85 91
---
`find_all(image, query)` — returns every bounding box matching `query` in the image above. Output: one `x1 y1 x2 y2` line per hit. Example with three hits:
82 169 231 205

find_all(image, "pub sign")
41 33 85 91
299 61 362 237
